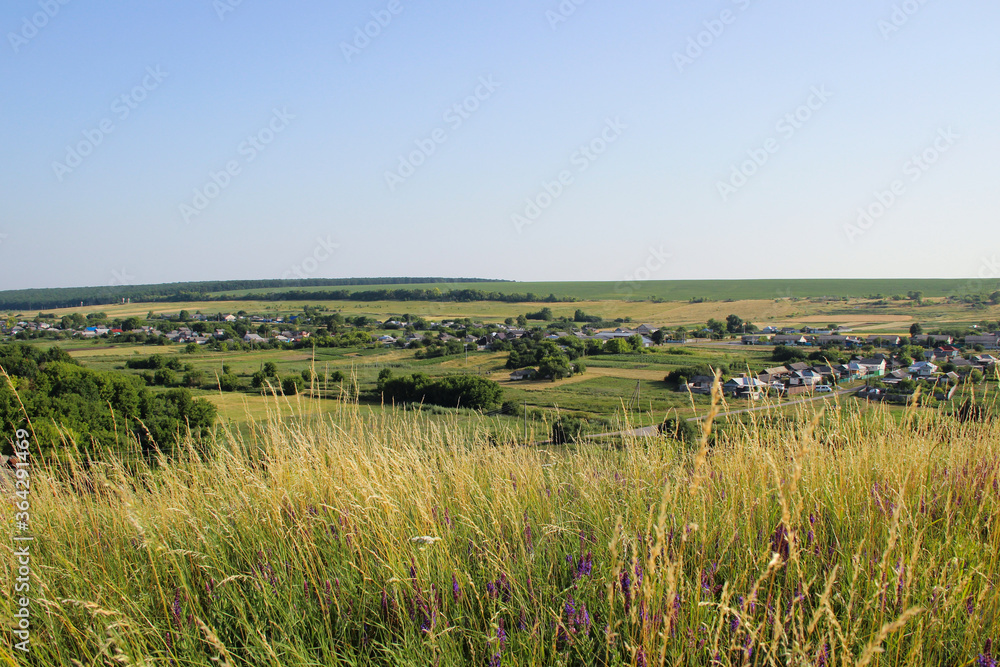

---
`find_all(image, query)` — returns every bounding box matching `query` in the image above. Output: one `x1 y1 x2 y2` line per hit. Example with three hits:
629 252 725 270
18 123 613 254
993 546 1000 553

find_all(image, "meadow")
3 388 998 665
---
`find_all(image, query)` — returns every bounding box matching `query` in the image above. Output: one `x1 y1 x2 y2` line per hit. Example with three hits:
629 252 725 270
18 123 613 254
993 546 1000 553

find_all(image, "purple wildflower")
171 589 182 629
636 648 648 667
976 639 995 667
452 574 461 603
497 618 507 649
565 595 576 621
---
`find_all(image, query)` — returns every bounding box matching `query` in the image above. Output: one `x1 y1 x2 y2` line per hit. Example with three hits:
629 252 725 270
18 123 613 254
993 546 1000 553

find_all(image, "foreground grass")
2 398 999 665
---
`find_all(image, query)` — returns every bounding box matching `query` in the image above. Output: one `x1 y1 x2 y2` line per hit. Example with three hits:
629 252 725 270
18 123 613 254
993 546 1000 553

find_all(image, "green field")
209 278 993 301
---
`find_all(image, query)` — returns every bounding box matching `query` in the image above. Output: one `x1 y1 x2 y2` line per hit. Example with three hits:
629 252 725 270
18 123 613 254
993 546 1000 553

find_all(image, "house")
789 370 822 386
634 324 653 335
812 364 837 378
908 361 938 377
868 335 901 347
882 369 910 385
723 376 767 399
761 326 780 334
966 334 1000 349
973 354 998 368
913 334 953 346
686 376 715 394
742 335 770 345
856 358 887 376
935 345 961 359
773 335 809 345
223 314 237 322
509 368 537 381
243 333 268 344
951 358 975 372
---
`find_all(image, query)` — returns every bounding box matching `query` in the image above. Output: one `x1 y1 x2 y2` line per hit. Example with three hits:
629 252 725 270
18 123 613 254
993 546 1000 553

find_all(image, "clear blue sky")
2 0 998 290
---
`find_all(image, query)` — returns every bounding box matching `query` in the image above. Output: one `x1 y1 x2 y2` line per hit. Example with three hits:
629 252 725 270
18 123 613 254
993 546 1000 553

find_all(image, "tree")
907 291 923 304
603 338 630 355
990 290 1000 305
377 368 393 391
538 354 572 381
153 368 175 386
178 310 191 321
281 376 303 395
516 314 527 327
725 314 744 334
183 370 204 388
263 362 278 377
707 319 726 337
909 323 923 336
251 371 267 389
650 329 665 345
218 374 241 391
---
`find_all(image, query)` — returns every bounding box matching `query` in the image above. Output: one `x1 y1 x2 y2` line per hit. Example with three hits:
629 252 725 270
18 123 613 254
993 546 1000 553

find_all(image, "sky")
1 0 999 290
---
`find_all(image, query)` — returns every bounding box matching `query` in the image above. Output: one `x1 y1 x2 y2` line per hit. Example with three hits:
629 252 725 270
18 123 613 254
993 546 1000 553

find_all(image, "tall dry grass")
2 394 998 666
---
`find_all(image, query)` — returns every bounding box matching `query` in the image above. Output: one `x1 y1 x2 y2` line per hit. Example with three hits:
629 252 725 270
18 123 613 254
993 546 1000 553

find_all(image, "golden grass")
2 393 998 665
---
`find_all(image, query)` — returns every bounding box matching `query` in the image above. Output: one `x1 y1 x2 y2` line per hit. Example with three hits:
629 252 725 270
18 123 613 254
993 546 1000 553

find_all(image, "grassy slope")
8 398 998 665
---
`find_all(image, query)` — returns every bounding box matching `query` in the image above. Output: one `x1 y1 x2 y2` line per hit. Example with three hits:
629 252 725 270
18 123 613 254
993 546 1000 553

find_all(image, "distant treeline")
231 288 577 304
0 278 512 311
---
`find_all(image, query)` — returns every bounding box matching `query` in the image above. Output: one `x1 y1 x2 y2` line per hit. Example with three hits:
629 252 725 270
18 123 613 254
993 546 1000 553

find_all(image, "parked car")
815 384 833 393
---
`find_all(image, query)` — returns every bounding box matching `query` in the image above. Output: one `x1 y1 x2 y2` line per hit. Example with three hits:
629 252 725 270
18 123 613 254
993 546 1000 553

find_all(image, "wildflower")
452 574 461 603
975 639 995 667
565 596 576 621
576 552 593 579
636 648 648 667
770 524 790 561
621 571 632 612
816 643 829 667
410 535 441 549
497 618 507 649
579 604 591 631
171 589 182 629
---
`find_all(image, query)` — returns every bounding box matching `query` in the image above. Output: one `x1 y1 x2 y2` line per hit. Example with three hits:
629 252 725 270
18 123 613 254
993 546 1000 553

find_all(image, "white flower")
410 536 441 546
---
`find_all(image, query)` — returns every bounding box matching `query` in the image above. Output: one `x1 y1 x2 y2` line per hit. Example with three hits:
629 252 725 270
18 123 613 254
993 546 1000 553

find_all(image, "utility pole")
523 400 527 442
